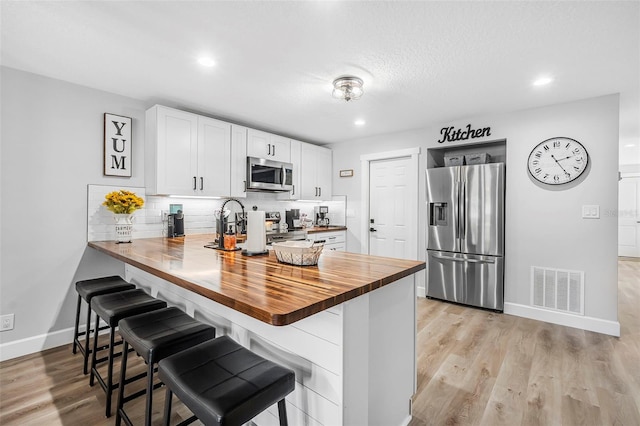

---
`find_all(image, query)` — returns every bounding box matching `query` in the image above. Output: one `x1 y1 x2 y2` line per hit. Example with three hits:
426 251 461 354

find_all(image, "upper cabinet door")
247 129 291 163
197 116 231 197
299 142 332 200
230 125 248 198
278 139 301 200
146 105 198 195
316 146 332 200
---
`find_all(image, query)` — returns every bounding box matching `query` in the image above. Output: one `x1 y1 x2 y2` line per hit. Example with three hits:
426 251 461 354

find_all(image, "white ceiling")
1 1 638 158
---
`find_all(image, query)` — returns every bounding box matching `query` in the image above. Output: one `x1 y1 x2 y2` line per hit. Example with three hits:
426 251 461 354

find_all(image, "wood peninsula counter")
88 235 425 426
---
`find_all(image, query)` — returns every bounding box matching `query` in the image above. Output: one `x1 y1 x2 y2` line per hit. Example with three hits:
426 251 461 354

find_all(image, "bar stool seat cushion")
91 289 166 327
76 276 135 301
118 307 216 363
158 335 295 426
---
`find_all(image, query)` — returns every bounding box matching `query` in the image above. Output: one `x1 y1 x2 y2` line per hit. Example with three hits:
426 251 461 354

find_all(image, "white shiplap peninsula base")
126 265 416 426
89 236 424 425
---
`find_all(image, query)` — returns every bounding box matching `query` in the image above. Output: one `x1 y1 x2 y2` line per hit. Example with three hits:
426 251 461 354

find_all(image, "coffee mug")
280 223 288 232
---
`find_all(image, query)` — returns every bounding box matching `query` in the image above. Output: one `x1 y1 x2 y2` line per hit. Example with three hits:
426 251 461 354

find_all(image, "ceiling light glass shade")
332 76 364 101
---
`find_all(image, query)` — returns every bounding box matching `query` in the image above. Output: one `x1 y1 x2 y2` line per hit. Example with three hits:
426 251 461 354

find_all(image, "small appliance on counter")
265 211 306 245
285 209 301 230
167 204 184 237
314 205 330 227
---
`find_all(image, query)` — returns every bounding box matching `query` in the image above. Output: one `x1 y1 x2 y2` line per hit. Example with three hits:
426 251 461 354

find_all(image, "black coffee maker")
285 209 301 229
167 204 184 237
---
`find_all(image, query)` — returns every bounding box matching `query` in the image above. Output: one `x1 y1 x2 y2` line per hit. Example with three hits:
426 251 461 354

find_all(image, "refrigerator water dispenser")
429 202 448 226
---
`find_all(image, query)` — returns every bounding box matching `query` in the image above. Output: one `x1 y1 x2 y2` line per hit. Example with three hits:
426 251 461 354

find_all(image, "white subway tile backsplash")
87 184 347 242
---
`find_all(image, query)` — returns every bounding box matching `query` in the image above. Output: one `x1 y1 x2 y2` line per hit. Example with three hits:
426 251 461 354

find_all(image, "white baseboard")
504 302 620 337
0 327 75 362
0 321 109 362
416 286 425 298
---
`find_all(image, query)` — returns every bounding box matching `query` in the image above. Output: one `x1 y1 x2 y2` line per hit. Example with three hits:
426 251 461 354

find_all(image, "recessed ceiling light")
354 119 366 126
197 57 216 67
533 76 553 87
624 143 637 147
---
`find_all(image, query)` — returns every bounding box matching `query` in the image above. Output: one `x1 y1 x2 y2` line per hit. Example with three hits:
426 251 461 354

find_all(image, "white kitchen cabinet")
300 142 332 200
309 230 346 252
247 129 291 163
146 105 231 196
230 125 248 198
278 139 301 200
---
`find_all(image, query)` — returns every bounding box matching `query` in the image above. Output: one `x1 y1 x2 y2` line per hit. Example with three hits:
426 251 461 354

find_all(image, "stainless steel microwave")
247 157 293 192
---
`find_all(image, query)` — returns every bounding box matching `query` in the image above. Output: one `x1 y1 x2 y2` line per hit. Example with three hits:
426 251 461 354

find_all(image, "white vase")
114 214 133 243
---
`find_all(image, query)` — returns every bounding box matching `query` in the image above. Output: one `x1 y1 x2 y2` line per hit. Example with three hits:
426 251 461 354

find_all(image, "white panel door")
619 177 640 257
369 157 414 259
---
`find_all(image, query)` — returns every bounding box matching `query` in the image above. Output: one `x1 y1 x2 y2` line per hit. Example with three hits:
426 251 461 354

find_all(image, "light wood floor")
1 260 638 425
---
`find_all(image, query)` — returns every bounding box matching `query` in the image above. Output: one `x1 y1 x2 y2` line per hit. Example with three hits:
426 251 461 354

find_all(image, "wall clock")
527 137 589 185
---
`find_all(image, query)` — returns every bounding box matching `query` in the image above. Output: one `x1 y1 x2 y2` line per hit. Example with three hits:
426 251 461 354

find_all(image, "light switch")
582 205 600 219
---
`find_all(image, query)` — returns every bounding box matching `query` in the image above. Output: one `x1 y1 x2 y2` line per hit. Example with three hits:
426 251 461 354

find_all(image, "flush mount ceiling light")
332 76 364 101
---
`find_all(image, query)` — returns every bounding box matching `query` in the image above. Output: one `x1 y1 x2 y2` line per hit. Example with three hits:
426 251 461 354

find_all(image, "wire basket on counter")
272 241 324 266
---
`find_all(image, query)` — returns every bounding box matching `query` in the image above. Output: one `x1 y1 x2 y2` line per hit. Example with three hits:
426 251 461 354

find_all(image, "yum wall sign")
438 124 492 144
104 113 132 177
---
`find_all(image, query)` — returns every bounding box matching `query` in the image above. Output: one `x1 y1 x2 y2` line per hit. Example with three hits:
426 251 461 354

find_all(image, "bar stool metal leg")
72 294 82 354
278 399 288 426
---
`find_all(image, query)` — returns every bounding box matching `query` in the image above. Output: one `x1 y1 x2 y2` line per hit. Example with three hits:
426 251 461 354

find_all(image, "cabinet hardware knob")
369 227 377 232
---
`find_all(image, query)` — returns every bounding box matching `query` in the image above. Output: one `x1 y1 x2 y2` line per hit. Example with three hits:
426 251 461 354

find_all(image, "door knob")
369 227 377 232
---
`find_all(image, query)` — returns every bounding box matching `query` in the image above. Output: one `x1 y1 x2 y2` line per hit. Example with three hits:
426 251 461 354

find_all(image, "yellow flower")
103 190 144 214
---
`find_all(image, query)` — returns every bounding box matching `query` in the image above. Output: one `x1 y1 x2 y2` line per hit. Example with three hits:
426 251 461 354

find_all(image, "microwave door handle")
281 166 286 187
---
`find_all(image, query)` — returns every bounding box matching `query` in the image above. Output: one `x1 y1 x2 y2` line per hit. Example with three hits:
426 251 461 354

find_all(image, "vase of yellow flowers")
103 190 144 243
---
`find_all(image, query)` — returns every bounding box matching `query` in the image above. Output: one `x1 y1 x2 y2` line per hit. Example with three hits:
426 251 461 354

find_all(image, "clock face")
527 137 589 185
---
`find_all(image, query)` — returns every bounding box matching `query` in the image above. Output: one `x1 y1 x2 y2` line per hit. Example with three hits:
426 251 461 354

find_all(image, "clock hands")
551 154 571 176
555 155 574 162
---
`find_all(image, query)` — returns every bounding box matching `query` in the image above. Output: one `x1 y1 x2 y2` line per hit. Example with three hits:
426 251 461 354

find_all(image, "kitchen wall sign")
527 137 589 185
438 124 492 143
104 113 132 177
339 169 354 177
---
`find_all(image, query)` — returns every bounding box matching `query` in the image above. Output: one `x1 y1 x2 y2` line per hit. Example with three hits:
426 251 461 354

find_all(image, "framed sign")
339 169 354 177
104 113 132 177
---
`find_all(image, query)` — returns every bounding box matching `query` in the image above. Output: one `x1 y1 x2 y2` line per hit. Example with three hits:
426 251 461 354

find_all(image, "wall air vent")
531 266 584 315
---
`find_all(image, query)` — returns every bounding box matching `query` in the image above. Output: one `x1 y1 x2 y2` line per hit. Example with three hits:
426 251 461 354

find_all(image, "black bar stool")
73 276 135 374
158 335 295 426
90 289 167 417
115 307 216 426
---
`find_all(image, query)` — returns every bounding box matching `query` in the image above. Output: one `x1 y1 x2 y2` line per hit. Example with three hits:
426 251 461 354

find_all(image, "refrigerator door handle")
461 182 466 239
432 254 495 264
455 181 461 240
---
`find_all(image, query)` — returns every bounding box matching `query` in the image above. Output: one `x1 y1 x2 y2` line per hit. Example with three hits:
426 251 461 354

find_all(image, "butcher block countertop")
305 225 348 234
88 235 425 326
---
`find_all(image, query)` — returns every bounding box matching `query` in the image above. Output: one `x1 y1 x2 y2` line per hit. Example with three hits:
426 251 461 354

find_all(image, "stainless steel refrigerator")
426 163 505 311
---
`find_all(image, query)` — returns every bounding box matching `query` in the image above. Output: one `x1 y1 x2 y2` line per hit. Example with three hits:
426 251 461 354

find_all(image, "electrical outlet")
1 314 15 331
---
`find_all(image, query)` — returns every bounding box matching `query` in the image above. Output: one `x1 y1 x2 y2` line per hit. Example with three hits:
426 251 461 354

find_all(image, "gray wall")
0 66 621 358
329 94 619 329
0 67 147 352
